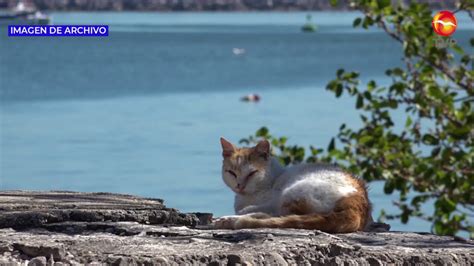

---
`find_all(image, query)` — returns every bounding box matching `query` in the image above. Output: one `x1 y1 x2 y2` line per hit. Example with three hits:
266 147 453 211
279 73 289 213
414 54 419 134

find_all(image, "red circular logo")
432 11 457 37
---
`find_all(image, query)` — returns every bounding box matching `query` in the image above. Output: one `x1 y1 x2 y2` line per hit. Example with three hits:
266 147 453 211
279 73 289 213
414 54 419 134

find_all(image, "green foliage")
240 127 308 166
242 0 474 237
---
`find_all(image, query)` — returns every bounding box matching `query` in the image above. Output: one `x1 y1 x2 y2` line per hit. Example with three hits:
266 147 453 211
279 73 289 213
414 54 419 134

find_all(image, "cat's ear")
220 137 235 158
254 140 270 159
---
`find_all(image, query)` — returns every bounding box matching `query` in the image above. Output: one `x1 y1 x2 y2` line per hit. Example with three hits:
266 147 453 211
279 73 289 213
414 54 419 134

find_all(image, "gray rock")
366 257 383 266
13 243 65 261
47 254 54 266
267 252 288 265
28 256 47 266
0 191 199 229
227 254 242 265
0 242 13 253
0 191 472 265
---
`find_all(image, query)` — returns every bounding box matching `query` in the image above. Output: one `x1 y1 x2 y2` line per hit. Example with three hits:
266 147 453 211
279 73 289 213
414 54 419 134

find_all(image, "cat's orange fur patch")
281 198 314 215
223 147 267 171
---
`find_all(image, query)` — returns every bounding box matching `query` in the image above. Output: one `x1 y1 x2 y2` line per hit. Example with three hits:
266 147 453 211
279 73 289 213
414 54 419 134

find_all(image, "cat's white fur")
227 157 357 217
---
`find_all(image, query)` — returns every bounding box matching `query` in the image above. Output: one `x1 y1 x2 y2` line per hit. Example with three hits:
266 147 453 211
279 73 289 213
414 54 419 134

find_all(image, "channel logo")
432 11 457 37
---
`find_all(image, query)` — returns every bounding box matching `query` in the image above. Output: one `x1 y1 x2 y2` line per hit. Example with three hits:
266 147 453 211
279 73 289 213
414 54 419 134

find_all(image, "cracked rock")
0 191 472 265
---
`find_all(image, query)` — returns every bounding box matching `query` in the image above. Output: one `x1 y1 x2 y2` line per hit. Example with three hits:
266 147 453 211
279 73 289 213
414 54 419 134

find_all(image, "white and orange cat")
213 137 373 233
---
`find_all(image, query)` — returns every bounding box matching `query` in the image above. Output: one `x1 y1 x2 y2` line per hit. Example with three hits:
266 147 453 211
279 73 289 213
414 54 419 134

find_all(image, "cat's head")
220 137 271 195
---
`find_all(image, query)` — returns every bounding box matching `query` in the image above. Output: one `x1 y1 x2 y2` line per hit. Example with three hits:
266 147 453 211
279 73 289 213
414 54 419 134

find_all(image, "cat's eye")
247 170 258 178
226 170 237 178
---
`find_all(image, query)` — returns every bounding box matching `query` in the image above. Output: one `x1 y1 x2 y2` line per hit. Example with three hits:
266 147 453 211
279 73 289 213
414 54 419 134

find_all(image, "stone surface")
0 191 199 229
27 256 47 266
0 191 473 265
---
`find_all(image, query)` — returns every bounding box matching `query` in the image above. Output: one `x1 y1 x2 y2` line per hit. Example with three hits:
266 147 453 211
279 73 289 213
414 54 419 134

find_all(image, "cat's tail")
234 192 371 233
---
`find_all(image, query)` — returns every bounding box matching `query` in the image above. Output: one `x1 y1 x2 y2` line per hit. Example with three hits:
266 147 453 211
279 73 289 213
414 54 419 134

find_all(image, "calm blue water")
1 12 472 234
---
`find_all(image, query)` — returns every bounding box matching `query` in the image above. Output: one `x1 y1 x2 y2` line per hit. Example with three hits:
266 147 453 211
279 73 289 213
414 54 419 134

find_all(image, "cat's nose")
236 184 244 193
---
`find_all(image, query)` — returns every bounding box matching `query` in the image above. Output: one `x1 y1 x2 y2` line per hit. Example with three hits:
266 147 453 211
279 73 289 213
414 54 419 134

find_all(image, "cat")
213 137 373 233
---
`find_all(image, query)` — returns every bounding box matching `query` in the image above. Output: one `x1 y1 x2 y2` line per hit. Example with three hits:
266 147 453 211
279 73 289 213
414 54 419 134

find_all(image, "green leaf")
353 18 362 27
335 83 343 97
428 86 443 99
435 197 456 213
329 0 338 7
367 80 377 91
405 116 412 128
460 55 470 64
328 138 336 151
362 16 374 29
451 44 463 55
256 127 269 138
336 68 345 77
401 210 409 224
377 0 390 9
434 220 444 235
431 147 441 157
239 138 250 145
422 134 439 145
271 139 279 146
388 99 398 108
363 91 372 100
356 94 364 109
450 126 470 139
359 135 373 145
384 180 395 194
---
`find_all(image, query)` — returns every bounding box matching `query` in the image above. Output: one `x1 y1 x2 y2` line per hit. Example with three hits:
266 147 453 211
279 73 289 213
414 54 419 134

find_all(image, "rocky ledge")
0 191 472 265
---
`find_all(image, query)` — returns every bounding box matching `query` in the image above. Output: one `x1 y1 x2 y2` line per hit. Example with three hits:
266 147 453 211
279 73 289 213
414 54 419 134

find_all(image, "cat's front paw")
213 215 239 229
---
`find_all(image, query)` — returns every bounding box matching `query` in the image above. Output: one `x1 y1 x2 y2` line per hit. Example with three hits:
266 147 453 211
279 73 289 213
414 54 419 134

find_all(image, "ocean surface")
1 12 473 233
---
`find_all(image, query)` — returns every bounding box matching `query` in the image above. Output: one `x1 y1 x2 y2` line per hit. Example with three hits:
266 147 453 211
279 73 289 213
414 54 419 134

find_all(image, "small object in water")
301 14 317 32
232 48 246 55
0 1 51 25
241 93 261 102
